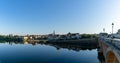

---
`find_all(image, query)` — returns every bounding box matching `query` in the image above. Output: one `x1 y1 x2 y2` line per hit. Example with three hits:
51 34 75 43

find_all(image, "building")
67 32 81 40
23 36 29 41
110 29 120 38
99 33 108 38
71 33 81 39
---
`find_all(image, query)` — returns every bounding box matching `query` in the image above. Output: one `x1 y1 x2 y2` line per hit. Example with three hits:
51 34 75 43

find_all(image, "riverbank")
47 38 98 45
27 38 98 46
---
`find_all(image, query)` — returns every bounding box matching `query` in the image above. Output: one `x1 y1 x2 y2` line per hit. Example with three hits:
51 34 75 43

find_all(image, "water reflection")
0 41 102 63
45 43 97 52
23 41 98 51
98 52 105 63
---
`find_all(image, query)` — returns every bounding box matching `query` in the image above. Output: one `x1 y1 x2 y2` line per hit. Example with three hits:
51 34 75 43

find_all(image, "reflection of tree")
0 41 97 52
0 35 23 42
0 41 24 45
56 47 60 50
26 42 97 52
46 43 97 52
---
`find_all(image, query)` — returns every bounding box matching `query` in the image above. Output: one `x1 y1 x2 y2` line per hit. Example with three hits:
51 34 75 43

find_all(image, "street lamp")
112 23 114 34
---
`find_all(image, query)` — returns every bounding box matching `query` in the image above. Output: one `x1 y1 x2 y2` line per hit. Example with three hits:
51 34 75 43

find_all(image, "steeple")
53 30 55 36
103 28 105 33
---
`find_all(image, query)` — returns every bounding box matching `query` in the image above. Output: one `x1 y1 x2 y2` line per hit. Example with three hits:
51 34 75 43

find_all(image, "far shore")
26 38 98 45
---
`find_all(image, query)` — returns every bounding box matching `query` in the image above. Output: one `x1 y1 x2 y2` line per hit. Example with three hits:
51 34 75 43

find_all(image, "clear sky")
0 0 120 35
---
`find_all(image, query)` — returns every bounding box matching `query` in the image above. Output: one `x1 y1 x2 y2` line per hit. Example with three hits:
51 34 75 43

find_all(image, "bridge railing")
99 37 120 50
99 37 120 63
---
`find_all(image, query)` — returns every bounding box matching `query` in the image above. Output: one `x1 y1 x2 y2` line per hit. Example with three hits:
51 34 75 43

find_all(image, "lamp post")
111 23 114 43
112 23 114 34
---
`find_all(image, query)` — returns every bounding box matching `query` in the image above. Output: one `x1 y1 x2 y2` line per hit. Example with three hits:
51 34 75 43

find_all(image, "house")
67 32 81 40
23 36 29 41
57 35 67 40
47 34 60 41
71 33 81 39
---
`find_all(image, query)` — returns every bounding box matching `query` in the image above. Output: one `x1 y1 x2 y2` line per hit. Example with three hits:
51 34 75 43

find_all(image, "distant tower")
112 23 114 34
103 28 105 33
53 30 55 36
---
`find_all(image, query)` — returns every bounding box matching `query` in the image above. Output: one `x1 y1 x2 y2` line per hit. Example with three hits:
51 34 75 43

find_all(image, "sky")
0 0 120 35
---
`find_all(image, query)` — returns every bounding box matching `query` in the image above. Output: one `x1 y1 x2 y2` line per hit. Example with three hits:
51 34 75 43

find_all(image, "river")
0 42 100 63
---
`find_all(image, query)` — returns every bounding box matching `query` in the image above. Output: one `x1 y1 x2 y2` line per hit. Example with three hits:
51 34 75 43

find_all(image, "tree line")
0 35 23 42
81 34 98 39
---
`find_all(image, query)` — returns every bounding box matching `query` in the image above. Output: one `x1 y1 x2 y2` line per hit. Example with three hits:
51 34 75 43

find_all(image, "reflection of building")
24 42 28 44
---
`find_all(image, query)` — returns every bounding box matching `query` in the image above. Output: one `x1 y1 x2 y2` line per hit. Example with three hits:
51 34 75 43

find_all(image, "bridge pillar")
98 40 103 53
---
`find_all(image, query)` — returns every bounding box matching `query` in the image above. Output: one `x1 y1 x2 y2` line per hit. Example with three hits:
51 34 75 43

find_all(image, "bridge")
98 37 120 63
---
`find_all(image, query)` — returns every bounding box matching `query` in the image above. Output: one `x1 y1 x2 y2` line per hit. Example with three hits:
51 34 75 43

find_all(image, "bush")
0 35 23 42
81 34 97 39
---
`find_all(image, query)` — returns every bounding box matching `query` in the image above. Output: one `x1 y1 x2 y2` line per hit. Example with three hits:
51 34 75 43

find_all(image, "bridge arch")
106 51 119 63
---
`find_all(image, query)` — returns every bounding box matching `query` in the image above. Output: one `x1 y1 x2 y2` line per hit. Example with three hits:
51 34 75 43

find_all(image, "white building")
67 33 81 39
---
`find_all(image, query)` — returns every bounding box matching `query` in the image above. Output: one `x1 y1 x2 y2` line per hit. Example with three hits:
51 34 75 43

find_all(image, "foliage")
0 35 23 42
81 34 97 39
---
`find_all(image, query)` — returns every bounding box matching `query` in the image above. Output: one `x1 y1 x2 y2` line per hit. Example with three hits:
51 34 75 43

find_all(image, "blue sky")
0 0 120 35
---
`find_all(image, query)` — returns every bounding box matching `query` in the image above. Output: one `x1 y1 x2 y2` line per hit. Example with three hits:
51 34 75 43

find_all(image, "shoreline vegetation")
27 38 98 47
25 34 98 43
0 34 98 44
0 35 23 42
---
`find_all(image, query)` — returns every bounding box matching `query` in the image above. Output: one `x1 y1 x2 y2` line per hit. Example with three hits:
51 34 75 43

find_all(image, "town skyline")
0 0 120 35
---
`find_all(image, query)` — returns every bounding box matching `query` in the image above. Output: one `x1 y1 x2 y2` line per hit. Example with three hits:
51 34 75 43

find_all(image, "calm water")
0 42 100 63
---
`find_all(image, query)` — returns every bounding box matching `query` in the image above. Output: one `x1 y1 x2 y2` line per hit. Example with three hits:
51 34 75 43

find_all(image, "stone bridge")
98 38 120 63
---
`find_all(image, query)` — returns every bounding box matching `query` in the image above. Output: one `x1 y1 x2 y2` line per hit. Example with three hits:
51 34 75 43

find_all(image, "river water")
0 42 100 63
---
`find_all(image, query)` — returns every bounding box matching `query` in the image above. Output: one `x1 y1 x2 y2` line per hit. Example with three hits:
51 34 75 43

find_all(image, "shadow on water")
97 52 105 63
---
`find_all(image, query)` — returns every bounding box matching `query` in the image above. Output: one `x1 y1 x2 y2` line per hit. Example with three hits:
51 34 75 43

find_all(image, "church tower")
53 30 55 36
